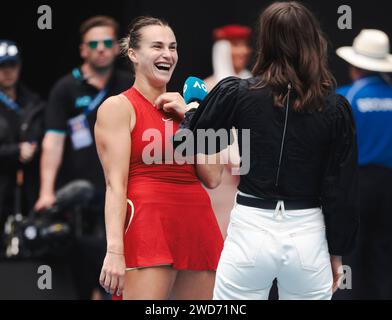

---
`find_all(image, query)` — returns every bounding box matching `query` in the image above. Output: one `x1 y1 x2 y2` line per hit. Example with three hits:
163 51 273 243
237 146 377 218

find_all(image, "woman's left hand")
330 255 344 294
154 92 187 119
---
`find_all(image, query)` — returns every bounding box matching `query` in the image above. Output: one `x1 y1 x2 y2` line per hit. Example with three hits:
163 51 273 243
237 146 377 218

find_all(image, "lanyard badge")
67 68 109 150
67 114 93 150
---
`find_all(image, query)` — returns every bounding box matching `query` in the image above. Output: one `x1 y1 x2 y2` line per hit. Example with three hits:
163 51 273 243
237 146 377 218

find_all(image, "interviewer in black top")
180 1 359 300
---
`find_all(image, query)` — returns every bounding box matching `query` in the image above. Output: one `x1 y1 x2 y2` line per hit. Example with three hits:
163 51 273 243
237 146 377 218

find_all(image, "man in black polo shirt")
35 16 133 299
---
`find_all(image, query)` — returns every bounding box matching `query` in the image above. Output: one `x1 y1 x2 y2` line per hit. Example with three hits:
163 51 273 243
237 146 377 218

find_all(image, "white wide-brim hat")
336 29 392 72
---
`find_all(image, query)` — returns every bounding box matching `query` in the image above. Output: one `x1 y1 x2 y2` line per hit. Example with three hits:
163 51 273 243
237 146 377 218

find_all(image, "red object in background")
213 25 252 41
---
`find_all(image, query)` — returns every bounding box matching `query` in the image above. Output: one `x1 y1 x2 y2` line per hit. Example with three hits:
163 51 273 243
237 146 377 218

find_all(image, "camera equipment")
3 180 95 259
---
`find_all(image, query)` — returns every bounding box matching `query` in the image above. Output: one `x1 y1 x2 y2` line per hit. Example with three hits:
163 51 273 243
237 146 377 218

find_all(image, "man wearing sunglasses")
0 40 45 247
34 16 133 299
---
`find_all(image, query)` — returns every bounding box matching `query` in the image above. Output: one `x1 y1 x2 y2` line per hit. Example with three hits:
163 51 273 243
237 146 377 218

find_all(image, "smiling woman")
95 16 224 300
119 17 177 77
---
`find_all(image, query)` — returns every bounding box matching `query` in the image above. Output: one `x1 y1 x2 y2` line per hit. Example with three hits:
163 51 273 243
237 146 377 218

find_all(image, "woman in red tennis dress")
95 17 224 300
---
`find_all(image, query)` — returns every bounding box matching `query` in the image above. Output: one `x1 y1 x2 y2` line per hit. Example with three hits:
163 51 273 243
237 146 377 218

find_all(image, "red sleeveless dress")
122 87 224 271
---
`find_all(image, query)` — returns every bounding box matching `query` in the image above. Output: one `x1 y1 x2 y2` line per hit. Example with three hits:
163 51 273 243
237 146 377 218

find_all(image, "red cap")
213 25 252 41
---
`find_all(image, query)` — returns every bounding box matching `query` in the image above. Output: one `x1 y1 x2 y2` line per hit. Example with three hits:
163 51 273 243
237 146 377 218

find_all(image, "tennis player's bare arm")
95 95 134 296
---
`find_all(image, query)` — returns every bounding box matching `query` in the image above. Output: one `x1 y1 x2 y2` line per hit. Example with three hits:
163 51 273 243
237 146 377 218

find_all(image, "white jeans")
213 201 333 300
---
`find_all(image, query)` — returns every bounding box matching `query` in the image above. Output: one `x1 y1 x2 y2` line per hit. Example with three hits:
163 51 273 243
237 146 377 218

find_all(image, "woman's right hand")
154 92 188 119
99 252 126 296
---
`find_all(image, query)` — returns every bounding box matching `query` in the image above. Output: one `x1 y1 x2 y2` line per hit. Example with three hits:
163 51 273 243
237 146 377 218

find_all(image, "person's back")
227 78 353 201
336 29 392 299
338 74 392 169
180 1 359 300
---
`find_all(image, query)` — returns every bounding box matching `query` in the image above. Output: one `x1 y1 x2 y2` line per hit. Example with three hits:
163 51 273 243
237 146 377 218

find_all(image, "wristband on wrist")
107 251 124 256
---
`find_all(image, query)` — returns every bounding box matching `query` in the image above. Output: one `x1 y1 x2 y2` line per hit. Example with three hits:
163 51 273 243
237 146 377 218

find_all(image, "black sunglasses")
86 39 114 50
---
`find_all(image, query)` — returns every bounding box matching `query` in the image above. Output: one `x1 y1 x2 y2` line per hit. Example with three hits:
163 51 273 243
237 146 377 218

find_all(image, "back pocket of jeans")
221 222 265 267
290 227 330 272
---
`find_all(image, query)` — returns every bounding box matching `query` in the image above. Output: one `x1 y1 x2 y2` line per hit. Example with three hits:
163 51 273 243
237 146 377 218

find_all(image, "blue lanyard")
72 68 108 116
0 90 21 113
84 88 108 116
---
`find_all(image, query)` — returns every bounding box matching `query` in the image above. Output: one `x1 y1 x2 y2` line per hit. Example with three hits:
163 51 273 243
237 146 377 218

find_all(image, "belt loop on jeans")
273 201 287 220
274 201 282 220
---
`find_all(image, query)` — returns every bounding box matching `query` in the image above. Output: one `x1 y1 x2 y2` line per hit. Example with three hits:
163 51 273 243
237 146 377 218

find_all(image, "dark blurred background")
1 0 391 98
1 0 391 300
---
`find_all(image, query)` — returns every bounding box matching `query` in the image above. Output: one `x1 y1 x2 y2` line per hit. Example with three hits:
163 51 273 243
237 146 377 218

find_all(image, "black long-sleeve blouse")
181 76 359 256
